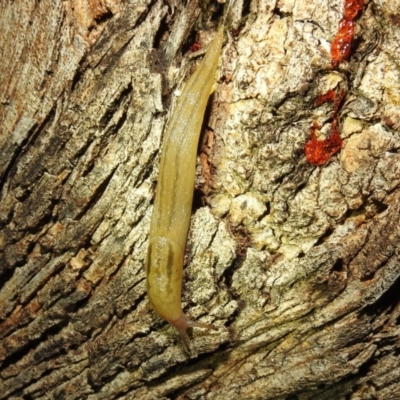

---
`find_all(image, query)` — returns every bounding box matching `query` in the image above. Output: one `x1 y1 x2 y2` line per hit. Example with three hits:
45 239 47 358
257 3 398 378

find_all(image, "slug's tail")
170 312 218 352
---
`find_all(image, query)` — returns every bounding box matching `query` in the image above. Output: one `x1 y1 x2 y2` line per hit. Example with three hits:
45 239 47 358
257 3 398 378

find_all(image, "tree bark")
1 0 400 399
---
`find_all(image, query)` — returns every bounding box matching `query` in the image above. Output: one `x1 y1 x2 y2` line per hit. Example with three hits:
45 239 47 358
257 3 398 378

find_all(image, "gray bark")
1 0 400 399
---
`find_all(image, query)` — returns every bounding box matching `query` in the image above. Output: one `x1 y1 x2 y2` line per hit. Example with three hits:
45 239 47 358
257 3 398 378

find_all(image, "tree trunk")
1 0 400 399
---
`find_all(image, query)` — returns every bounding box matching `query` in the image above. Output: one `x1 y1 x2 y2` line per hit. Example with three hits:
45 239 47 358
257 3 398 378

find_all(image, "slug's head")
169 312 218 352
146 236 218 352
146 236 184 321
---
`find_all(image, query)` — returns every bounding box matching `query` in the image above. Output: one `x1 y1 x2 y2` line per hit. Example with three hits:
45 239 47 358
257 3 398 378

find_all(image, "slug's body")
146 26 223 349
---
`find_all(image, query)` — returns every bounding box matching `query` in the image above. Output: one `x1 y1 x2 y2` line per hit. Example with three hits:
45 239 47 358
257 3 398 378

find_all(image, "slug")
145 25 224 350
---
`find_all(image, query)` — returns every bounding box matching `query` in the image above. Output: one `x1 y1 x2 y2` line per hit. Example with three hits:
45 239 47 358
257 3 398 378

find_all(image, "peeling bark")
1 0 400 399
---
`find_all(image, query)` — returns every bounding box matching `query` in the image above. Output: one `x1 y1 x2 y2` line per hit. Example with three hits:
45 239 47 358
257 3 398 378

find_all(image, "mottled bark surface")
1 0 400 399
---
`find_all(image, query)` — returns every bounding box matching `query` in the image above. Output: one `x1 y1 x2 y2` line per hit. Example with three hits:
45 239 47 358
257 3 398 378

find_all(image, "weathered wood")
1 0 400 399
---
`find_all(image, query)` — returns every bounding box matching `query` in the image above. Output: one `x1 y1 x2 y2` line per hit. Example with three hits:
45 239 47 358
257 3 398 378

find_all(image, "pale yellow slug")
145 25 224 350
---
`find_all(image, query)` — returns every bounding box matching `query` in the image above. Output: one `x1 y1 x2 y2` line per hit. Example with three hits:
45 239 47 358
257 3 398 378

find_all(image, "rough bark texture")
1 0 400 399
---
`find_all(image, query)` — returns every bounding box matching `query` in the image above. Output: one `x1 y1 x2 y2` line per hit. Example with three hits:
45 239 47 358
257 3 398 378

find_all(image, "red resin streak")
307 0 364 164
330 0 364 67
315 89 345 111
304 119 343 166
343 0 364 20
315 89 336 106
190 43 201 52
331 19 354 67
